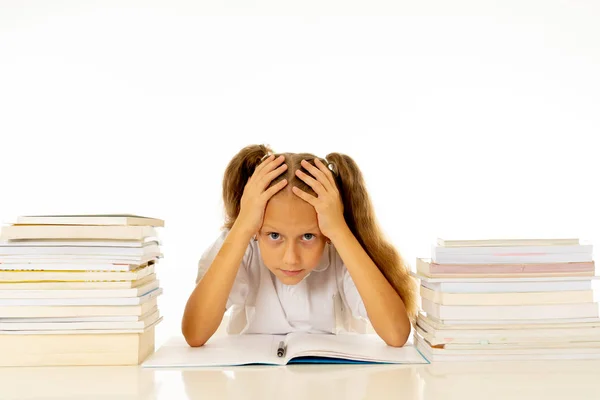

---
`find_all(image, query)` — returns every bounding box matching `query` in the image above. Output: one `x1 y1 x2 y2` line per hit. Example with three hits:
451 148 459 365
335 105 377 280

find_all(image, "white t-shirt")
196 229 370 335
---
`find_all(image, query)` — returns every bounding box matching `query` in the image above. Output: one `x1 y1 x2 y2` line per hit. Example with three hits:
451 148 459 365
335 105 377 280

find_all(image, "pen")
277 341 286 357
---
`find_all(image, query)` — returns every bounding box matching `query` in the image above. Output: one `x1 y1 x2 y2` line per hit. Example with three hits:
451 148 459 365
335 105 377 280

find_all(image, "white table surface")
1 359 600 400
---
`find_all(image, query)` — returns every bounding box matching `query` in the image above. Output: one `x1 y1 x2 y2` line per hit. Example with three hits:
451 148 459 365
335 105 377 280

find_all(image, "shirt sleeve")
196 229 251 310
341 265 369 320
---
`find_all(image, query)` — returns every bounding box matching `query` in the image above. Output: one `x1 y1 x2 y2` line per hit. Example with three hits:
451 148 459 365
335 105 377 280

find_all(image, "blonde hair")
221 144 419 322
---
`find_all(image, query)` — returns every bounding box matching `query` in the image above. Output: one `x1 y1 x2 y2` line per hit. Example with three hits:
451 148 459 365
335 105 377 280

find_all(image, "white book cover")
436 238 581 247
0 254 160 263
0 287 163 306
421 298 599 320
0 280 159 299
416 320 600 345
420 278 593 293
0 264 155 282
412 271 598 283
0 298 157 318
0 274 156 290
14 214 164 227
0 307 158 323
419 286 595 306
416 314 600 332
0 243 160 257
0 316 161 335
0 310 161 331
419 313 600 327
0 260 156 272
433 243 592 255
432 253 593 264
415 335 600 362
0 225 158 241
0 238 159 247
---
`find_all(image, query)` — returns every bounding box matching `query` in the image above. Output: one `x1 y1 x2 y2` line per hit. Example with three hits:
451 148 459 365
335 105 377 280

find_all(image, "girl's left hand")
292 158 347 240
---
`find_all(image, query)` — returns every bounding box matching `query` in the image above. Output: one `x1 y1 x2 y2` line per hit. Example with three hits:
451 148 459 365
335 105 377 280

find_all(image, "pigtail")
222 144 273 229
325 152 419 323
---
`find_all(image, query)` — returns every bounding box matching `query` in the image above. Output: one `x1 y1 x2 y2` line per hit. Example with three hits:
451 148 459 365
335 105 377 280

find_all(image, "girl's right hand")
236 154 288 235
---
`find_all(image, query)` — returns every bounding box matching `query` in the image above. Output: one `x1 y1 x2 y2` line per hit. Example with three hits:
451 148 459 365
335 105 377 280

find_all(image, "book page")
142 334 284 368
284 333 428 364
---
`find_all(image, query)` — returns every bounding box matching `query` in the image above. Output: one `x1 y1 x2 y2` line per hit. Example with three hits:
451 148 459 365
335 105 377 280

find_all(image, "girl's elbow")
384 333 409 348
384 324 411 347
185 336 207 348
182 327 207 347
181 319 207 347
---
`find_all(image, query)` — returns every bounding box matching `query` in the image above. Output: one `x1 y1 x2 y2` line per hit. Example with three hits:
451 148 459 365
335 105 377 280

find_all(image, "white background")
1 0 599 347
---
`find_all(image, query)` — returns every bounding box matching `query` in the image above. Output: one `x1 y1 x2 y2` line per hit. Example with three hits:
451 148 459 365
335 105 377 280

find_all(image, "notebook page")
284 333 428 364
142 334 284 368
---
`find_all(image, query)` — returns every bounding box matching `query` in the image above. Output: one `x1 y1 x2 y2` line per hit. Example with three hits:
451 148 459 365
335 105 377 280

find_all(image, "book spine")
432 253 593 264
433 244 592 256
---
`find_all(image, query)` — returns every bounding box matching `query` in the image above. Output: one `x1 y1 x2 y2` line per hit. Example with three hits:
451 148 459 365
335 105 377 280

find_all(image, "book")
417 312 600 327
0 324 157 366
433 243 592 255
414 334 600 361
0 310 161 331
419 277 593 293
0 279 159 299
413 271 597 283
419 286 594 306
416 258 595 277
417 312 600 329
0 260 155 272
0 213 166 368
0 243 160 257
0 287 162 306
431 252 593 265
0 274 156 290
142 334 429 368
0 308 158 323
0 225 158 240
416 316 600 345
14 214 164 227
437 238 580 247
420 298 599 320
0 263 154 282
0 255 161 266
0 238 159 247
0 298 157 318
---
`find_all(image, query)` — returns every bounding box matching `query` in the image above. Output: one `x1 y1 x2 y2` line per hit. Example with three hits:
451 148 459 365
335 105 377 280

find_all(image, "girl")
182 144 418 347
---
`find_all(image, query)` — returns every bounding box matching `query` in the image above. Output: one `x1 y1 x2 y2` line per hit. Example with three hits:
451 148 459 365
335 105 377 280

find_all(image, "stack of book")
413 237 600 362
0 214 164 366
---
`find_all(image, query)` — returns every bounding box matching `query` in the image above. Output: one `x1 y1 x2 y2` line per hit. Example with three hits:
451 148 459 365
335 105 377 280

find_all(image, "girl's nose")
283 243 300 266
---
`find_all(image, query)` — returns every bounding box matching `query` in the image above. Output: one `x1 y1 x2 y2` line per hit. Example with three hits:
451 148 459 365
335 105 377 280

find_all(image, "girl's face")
257 191 328 285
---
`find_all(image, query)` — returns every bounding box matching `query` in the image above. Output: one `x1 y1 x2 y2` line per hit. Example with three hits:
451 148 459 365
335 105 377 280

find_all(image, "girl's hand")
237 155 288 235
292 158 347 240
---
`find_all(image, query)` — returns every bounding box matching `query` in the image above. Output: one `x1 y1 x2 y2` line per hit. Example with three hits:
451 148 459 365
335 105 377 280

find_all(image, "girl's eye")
302 234 315 241
269 233 280 240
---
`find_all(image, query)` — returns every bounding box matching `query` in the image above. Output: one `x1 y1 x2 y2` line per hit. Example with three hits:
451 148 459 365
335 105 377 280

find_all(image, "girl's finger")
314 158 336 188
292 186 317 206
260 163 288 188
295 169 326 196
300 159 334 193
262 178 288 200
254 154 275 175
256 155 284 177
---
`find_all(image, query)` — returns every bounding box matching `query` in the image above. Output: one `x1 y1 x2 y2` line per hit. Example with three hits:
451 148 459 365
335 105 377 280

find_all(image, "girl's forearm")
181 222 254 347
329 226 411 347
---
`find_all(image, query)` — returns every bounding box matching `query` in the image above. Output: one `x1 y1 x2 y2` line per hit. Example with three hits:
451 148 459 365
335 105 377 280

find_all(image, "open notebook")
142 333 429 367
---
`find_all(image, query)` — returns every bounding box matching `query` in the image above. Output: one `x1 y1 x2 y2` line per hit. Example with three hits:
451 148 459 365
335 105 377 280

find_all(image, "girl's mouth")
280 269 303 277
